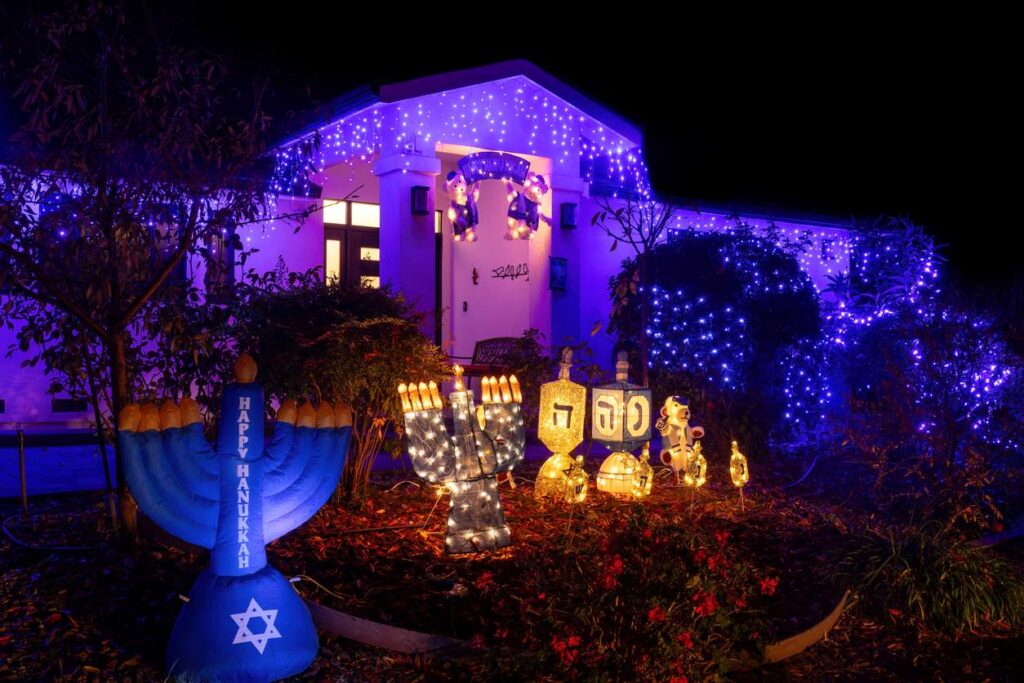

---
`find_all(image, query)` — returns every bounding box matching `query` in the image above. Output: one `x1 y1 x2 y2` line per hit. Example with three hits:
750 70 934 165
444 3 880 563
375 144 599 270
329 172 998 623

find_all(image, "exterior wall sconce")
560 202 578 229
411 186 430 215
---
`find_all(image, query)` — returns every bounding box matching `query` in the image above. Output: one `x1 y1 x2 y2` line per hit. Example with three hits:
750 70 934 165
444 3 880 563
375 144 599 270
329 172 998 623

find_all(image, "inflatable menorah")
398 365 525 554
118 353 351 682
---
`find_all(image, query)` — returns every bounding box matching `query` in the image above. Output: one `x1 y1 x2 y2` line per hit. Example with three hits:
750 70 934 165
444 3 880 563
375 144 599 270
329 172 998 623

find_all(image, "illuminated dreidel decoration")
729 440 750 510
535 348 589 503
117 354 351 682
398 365 525 554
593 352 653 498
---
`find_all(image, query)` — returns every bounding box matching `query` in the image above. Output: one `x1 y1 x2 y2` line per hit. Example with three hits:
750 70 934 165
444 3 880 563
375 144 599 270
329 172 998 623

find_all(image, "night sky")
3 5 1018 288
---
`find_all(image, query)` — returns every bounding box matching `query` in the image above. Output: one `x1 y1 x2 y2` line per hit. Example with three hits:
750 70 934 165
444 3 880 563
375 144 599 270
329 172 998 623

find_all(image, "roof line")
665 196 857 231
272 86 379 148
379 59 643 146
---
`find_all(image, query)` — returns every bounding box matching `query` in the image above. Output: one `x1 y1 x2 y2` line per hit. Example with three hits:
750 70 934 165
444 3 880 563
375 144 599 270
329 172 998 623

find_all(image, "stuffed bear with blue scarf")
118 353 351 682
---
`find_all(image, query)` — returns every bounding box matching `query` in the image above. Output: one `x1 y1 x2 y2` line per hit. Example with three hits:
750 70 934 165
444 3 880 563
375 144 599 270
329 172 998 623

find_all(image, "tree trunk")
84 343 118 531
639 251 650 387
109 330 138 535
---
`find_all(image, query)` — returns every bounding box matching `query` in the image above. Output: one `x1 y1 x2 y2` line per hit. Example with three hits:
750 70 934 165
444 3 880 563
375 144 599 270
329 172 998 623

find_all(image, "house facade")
0 61 854 427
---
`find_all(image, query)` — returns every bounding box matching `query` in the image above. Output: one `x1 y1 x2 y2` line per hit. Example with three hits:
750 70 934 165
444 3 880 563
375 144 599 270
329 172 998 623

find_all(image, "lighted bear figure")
656 396 705 485
117 353 351 682
444 170 480 242
505 171 549 240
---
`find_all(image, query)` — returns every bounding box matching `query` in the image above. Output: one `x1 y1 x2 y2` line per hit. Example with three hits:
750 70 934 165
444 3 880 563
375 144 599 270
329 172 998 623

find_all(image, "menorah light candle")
535 348 589 503
593 352 653 499
117 354 351 682
398 365 525 554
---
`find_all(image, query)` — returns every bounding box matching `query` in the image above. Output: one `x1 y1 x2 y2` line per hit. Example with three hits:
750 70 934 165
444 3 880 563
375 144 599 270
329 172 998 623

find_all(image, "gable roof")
379 60 642 146
276 60 642 149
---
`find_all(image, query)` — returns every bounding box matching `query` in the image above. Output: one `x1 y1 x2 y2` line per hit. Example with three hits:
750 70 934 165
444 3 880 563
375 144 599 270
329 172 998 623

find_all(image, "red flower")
599 554 625 590
759 576 779 596
735 596 748 609
642 528 654 541
647 605 666 622
551 634 582 666
670 677 689 683
470 634 486 650
675 631 694 649
475 571 496 591
714 529 730 546
692 590 719 618
693 549 707 564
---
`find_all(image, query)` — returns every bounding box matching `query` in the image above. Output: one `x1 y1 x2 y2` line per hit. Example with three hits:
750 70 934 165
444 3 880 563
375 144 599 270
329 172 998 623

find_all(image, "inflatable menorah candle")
398 365 525 554
117 353 351 683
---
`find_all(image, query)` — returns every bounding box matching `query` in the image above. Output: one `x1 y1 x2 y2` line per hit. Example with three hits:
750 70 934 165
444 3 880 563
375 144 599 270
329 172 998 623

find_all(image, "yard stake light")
729 440 749 510
535 348 589 503
684 440 707 512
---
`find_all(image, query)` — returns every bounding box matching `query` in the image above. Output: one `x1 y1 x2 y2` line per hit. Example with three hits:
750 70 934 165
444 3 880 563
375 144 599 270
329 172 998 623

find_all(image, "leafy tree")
592 195 675 385
227 275 450 503
610 224 826 446
0 1 278 529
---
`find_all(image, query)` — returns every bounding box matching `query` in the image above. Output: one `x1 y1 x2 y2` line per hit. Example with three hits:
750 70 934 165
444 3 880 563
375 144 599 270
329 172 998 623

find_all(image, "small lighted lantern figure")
683 440 707 511
729 440 749 510
594 352 653 498
683 440 708 489
398 365 525 554
535 348 589 503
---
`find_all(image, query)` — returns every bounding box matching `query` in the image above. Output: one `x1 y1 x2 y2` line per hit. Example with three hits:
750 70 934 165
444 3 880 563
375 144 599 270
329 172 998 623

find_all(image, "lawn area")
2 450 1021 681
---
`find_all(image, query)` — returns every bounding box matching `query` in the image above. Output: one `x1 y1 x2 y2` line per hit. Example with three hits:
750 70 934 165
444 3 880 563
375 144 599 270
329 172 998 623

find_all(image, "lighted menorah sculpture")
535 348 589 503
117 354 351 682
729 440 750 510
593 352 654 499
398 365 525 554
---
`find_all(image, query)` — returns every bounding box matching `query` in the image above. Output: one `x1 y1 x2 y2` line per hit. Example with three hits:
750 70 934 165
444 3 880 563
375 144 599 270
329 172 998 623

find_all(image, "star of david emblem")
230 598 282 654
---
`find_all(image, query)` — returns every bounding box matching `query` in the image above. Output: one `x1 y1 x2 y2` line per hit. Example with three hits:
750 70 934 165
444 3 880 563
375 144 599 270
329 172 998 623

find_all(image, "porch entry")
323 199 444 344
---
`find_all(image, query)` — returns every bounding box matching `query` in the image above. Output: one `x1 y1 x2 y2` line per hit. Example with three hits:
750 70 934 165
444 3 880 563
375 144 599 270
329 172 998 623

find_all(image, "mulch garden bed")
1 453 1022 681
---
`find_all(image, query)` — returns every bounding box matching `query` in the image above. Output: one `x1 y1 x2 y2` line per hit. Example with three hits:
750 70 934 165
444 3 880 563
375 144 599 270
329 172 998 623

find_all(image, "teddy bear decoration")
444 170 481 242
656 396 705 485
505 171 549 240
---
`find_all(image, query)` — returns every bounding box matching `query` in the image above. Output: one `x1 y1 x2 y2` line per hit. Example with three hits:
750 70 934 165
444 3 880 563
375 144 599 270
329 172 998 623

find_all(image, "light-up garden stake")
729 440 750 510
593 352 653 499
683 440 707 512
535 348 589 503
398 365 525 554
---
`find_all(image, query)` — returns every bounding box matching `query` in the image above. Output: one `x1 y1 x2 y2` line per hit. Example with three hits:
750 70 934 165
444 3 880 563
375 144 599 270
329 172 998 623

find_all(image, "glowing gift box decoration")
117 354 351 682
398 365 525 554
534 348 589 503
593 352 653 498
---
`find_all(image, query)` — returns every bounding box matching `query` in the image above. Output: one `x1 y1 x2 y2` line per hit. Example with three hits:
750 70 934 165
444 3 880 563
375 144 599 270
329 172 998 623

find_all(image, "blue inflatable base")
167 565 318 683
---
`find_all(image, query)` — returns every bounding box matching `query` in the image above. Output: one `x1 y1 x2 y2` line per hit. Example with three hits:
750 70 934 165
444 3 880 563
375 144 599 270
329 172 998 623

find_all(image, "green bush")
840 521 1024 633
